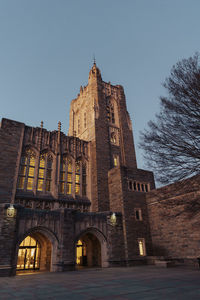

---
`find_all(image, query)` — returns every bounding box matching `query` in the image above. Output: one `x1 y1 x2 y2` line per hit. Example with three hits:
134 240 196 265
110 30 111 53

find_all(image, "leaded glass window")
59 158 72 195
75 161 80 195
107 101 115 124
82 163 87 196
37 154 53 192
17 149 36 191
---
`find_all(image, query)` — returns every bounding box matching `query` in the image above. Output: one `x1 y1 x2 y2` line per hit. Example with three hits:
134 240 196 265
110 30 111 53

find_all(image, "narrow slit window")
138 239 146 256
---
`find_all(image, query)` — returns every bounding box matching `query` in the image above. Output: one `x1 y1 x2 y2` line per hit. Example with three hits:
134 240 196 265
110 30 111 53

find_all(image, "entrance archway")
16 230 55 274
17 236 41 271
76 230 108 268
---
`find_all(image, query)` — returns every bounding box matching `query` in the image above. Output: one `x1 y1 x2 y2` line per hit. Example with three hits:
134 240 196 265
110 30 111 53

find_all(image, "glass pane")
29 157 35 167
17 249 25 269
46 169 52 180
75 184 80 194
28 166 35 177
47 159 52 169
46 180 51 192
68 161 72 172
75 174 80 183
22 236 30 247
35 246 40 269
39 168 45 178
67 173 72 182
60 172 65 181
67 183 72 194
61 162 66 171
37 179 44 191
82 185 86 196
27 178 33 190
60 182 65 194
75 162 80 172
21 156 27 165
29 237 36 246
18 176 25 189
20 165 26 176
39 157 45 168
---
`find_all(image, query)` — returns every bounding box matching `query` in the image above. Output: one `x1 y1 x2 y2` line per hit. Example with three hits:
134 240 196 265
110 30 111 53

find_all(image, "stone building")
0 62 199 277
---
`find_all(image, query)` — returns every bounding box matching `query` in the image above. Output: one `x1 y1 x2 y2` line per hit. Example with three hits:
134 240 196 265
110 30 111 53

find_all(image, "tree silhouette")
140 53 200 185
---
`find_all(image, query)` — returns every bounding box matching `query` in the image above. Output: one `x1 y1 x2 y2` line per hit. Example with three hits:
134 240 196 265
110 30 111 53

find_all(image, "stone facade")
1 62 199 277
146 175 200 267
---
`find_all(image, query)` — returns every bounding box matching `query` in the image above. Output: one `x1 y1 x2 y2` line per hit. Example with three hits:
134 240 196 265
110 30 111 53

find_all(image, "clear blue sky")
1 0 200 172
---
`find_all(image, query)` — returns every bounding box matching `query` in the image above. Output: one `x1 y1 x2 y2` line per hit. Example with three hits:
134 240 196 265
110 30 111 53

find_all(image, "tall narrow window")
17 149 35 190
110 132 117 144
82 163 87 196
67 159 72 194
84 112 87 128
107 101 115 124
46 157 52 192
75 161 80 195
59 158 72 195
78 119 80 134
37 154 53 192
135 209 142 221
138 238 146 256
113 155 118 167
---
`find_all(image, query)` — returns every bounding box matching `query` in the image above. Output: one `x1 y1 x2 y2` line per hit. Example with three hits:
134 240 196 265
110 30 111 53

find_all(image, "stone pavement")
0 266 200 299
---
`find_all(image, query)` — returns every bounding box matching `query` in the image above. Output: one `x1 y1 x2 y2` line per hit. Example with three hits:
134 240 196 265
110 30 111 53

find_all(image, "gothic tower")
68 62 138 212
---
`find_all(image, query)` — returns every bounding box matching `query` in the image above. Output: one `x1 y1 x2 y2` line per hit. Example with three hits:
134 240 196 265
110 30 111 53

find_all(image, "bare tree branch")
140 53 200 184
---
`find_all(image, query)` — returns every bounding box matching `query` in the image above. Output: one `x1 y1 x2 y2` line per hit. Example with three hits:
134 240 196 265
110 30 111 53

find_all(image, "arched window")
17 149 36 190
59 158 72 195
110 132 117 144
37 154 53 192
106 100 115 124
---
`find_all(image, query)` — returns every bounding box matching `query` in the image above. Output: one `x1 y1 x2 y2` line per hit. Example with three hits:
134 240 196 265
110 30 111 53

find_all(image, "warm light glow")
138 239 146 256
17 236 40 271
76 240 86 265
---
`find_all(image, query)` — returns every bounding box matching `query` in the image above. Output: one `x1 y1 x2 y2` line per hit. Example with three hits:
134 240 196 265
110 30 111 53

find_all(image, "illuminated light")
110 213 117 226
7 204 15 218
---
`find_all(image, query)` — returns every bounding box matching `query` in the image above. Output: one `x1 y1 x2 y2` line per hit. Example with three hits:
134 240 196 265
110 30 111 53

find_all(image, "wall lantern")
110 212 117 226
6 204 16 218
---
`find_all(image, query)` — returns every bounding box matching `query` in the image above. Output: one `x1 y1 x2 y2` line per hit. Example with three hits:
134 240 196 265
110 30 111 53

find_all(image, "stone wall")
0 119 24 204
146 175 200 266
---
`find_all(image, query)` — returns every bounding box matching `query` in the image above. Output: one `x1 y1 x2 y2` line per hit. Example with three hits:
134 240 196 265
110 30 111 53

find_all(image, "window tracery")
106 100 115 124
59 158 72 195
37 153 53 192
17 149 36 191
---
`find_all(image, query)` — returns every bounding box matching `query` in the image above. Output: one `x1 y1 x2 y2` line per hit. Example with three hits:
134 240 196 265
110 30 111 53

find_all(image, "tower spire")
93 54 96 65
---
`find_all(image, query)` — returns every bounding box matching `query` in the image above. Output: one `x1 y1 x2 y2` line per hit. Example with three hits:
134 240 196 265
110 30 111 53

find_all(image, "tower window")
113 155 118 167
110 132 117 144
78 119 80 134
138 239 146 256
17 149 36 191
107 101 115 124
129 180 133 190
135 209 142 221
84 112 87 128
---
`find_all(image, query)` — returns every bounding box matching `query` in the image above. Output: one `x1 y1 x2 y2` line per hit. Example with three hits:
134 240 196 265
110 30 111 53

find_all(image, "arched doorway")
76 232 102 268
17 236 41 271
16 231 53 274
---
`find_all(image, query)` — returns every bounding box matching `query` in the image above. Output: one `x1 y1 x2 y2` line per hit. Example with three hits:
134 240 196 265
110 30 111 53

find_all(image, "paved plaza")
0 266 200 299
